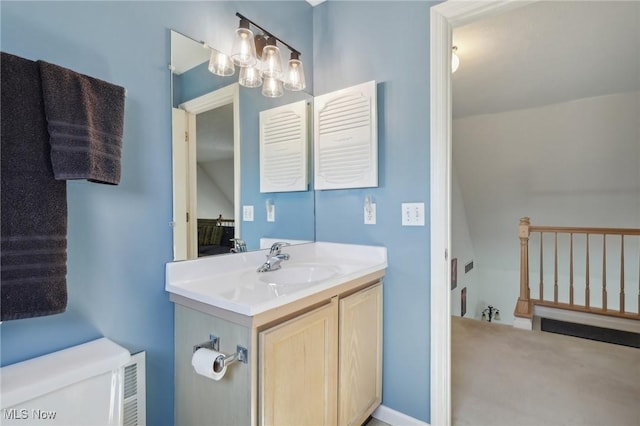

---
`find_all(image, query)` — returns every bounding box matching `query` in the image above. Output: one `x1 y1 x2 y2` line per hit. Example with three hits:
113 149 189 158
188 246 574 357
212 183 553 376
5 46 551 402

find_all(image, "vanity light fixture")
239 65 262 88
208 48 235 77
261 36 283 78
283 51 306 91
231 12 305 96
262 76 284 98
452 46 460 74
231 17 257 67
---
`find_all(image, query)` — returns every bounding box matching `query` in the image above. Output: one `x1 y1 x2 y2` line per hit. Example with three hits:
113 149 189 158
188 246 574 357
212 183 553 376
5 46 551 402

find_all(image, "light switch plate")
243 205 254 222
267 205 275 222
401 202 425 226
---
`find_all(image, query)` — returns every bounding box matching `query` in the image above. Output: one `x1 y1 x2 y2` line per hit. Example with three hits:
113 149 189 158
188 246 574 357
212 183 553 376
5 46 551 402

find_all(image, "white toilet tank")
1 338 132 425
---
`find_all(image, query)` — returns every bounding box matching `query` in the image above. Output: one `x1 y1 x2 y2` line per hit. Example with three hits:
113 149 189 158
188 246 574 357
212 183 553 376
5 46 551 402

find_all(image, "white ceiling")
452 1 640 118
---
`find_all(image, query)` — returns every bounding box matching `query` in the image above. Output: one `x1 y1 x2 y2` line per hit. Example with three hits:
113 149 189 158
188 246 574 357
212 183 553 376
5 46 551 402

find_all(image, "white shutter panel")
260 100 309 193
314 80 378 190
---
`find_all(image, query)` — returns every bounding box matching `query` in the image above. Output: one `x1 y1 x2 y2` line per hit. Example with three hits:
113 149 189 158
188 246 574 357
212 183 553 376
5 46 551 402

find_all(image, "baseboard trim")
512 316 533 330
372 405 430 426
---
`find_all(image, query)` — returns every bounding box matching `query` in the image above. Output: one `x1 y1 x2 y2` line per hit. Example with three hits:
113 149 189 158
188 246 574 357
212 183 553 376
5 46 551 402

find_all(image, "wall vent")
314 80 378 190
123 351 146 426
260 100 309 193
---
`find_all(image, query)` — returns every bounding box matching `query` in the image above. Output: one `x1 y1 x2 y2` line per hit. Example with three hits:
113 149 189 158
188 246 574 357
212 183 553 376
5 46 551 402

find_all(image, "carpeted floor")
452 316 640 426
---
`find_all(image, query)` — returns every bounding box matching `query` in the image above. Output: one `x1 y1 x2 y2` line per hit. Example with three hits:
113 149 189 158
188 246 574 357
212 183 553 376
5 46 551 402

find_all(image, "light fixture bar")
235 12 301 57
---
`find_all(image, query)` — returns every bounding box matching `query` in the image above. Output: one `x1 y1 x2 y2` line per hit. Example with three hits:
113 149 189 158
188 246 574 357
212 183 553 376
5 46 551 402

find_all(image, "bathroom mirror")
170 30 315 261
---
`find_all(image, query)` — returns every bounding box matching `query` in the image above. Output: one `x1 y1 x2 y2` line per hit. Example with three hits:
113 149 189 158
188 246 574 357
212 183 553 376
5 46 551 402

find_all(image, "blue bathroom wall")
313 1 432 422
0 1 312 425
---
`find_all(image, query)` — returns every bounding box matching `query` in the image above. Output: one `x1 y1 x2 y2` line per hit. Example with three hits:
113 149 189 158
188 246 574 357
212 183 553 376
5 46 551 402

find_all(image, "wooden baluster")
620 236 625 314
570 233 574 306
539 232 544 301
515 217 532 317
585 234 590 309
554 232 558 304
602 235 607 311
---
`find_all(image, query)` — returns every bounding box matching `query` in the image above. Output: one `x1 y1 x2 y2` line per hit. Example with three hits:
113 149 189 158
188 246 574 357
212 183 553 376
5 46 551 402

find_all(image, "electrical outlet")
364 203 376 225
243 205 254 222
267 205 275 222
401 202 425 226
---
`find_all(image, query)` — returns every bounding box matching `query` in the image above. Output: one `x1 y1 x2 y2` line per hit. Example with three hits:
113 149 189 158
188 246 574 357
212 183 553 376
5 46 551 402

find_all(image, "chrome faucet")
257 242 290 272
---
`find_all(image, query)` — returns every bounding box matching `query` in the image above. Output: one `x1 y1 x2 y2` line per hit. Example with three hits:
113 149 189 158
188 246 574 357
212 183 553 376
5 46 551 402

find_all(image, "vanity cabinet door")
259 300 338 426
338 282 383 426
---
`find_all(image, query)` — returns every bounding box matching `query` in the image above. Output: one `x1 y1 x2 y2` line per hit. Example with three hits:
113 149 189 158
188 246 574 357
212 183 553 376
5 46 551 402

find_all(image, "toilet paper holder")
193 335 248 373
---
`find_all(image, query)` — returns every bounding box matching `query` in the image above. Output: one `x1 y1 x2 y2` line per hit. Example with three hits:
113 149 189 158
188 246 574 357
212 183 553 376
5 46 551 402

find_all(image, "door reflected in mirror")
170 30 315 261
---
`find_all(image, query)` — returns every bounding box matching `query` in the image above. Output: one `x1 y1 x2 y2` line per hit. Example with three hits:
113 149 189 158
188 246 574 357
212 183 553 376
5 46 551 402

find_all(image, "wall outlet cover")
243 205 254 222
364 203 376 225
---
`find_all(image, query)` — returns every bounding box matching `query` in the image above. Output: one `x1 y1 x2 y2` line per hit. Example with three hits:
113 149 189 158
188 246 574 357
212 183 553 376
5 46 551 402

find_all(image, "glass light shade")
284 58 305 91
231 27 257 67
208 49 234 76
262 76 283 98
239 65 262 88
261 44 283 78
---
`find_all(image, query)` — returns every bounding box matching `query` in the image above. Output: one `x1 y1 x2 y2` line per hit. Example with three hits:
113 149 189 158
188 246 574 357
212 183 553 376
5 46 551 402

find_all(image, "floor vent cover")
541 318 640 348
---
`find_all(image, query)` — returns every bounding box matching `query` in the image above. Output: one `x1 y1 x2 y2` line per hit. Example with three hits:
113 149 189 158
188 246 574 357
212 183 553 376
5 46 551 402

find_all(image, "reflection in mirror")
170 30 315 261
173 83 240 260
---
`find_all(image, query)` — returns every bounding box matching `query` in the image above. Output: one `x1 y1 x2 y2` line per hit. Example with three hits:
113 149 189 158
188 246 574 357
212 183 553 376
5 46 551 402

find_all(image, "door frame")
429 1 535 424
179 83 241 257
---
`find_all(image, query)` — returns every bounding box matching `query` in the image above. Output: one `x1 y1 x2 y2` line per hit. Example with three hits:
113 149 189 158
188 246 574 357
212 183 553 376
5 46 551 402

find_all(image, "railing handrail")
514 217 640 321
529 225 640 236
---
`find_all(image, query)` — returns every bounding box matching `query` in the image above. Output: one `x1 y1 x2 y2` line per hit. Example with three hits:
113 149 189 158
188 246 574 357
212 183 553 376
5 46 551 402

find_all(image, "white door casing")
429 1 535 425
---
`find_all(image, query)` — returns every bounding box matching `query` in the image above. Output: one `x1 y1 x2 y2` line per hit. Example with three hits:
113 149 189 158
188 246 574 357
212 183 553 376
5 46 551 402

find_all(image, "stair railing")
515 217 640 320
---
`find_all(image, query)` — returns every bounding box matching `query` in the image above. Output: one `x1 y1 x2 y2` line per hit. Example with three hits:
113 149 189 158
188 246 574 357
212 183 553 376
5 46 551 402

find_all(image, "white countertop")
165 242 387 316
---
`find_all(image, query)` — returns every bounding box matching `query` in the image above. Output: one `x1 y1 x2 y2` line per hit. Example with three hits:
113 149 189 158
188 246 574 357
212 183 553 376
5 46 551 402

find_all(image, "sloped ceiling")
452 0 640 274
452 1 640 118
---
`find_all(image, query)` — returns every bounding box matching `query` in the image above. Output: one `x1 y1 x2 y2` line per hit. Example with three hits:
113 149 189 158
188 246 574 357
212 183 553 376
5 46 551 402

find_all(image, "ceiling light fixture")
452 46 460 73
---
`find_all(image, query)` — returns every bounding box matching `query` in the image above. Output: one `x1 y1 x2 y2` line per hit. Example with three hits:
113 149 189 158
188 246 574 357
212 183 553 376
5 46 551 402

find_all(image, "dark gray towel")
1 52 68 320
37 60 125 185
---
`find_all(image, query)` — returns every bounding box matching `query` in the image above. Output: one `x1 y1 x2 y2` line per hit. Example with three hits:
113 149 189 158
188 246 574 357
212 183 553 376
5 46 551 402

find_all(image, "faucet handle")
269 241 290 256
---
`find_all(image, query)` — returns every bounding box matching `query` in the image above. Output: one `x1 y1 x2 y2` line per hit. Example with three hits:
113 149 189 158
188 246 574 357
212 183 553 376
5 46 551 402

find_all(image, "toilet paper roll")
191 348 227 381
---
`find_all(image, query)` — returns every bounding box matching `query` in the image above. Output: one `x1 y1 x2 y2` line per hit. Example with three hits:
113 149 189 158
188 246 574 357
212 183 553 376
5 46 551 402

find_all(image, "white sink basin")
165 242 387 316
256 263 341 286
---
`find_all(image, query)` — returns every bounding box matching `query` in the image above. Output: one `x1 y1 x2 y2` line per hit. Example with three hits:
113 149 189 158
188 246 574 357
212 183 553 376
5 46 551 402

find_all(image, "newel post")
515 217 532 318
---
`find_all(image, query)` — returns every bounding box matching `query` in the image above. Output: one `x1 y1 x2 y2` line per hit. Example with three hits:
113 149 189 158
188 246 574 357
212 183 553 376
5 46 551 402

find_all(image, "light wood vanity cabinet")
259 283 382 426
338 283 383 426
259 300 338 426
173 274 383 426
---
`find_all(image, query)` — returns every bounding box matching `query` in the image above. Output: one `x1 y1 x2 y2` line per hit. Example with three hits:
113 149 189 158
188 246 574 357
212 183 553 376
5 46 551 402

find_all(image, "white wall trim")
373 405 430 426
429 1 537 425
512 316 533 330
